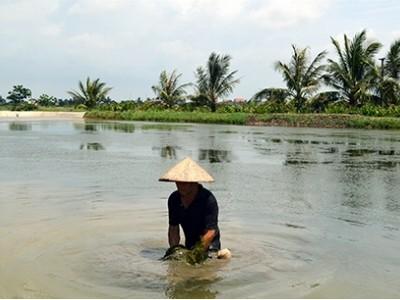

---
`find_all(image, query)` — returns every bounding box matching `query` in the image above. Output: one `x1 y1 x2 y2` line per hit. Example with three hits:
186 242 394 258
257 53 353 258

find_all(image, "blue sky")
0 0 399 100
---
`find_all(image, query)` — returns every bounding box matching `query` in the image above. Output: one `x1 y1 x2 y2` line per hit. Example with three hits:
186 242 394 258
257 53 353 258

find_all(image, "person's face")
175 182 198 197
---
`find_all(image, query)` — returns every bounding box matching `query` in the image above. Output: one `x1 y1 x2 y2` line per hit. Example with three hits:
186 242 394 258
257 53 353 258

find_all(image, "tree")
324 30 382 107
251 88 290 103
151 70 191 108
385 39 400 80
7 85 32 105
37 94 57 106
68 77 112 109
194 52 240 112
0 95 5 105
375 77 400 106
374 39 400 105
275 45 327 112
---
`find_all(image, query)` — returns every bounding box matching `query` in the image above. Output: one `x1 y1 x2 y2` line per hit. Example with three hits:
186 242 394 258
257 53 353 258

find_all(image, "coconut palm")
375 77 400 105
194 52 240 112
385 39 400 80
324 30 382 107
275 45 327 112
250 88 289 103
68 77 112 109
374 39 400 105
151 70 191 108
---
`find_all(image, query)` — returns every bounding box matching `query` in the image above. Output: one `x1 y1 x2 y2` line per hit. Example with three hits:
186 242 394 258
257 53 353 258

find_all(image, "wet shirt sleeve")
168 193 180 226
204 193 219 230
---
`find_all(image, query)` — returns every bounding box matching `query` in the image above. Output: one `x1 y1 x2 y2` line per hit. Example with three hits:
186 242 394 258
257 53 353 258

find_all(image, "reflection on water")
152 145 181 159
141 124 192 132
199 149 231 163
165 277 218 299
161 145 177 159
164 262 221 299
9 122 32 131
337 217 366 226
80 142 105 150
286 139 309 144
378 150 396 156
74 122 135 133
345 149 377 157
98 122 135 133
77 123 97 132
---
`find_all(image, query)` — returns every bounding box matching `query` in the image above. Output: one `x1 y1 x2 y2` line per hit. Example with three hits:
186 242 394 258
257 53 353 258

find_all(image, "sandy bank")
0 111 85 120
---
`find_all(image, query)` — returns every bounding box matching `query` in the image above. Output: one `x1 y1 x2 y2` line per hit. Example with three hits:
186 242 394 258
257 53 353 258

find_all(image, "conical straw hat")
159 157 214 182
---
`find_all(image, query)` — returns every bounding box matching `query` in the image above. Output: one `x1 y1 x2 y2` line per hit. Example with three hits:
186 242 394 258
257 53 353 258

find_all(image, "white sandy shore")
0 111 85 120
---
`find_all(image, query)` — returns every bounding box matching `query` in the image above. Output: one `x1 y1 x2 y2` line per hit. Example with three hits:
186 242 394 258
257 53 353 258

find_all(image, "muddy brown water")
1 119 400 298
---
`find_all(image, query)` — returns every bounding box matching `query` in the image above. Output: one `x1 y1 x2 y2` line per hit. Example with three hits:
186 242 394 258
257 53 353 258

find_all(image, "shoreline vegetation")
84 110 400 130
2 30 400 131
2 109 400 130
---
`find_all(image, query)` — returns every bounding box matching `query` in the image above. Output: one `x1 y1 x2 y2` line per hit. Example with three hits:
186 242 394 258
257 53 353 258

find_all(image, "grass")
36 106 86 112
253 113 400 130
84 110 400 130
84 110 249 125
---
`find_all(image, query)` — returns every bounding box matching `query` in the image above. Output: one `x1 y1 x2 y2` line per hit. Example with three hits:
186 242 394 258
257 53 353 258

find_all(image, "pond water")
1 119 400 298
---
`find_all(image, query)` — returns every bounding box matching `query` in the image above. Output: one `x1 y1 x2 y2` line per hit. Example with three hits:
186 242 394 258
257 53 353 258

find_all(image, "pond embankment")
84 111 400 130
2 110 400 130
0 111 85 119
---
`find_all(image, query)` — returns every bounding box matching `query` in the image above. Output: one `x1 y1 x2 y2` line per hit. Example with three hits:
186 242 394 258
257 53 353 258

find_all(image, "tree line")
1 30 399 115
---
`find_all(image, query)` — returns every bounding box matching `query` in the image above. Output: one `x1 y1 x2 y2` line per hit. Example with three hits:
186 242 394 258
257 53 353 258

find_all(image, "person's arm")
167 193 180 247
168 225 180 247
200 192 219 250
200 229 216 251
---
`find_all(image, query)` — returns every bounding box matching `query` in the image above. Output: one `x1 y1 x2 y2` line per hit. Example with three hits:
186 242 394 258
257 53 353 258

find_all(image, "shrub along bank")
84 110 400 130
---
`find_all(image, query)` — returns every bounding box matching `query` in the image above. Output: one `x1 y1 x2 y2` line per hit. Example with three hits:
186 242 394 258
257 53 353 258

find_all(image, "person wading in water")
159 157 231 264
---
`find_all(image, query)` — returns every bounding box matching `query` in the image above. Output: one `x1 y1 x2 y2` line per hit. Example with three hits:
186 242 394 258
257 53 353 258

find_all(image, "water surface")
1 119 400 298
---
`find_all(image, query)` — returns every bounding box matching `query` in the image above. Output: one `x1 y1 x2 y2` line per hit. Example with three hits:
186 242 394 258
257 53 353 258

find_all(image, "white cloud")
169 0 247 20
249 0 333 28
40 24 63 37
166 0 332 28
0 0 59 22
391 31 400 39
65 0 331 28
67 0 131 15
67 33 112 50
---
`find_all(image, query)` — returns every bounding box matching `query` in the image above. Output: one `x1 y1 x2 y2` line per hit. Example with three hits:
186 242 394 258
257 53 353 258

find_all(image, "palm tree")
275 45 327 112
374 39 400 105
385 39 400 80
68 77 112 109
151 70 191 108
375 77 400 105
194 52 240 112
250 88 289 103
324 30 382 107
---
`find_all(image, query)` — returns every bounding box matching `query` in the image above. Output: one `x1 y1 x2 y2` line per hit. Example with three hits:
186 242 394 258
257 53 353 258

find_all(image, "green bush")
324 102 352 114
216 103 244 113
12 102 38 111
75 104 88 110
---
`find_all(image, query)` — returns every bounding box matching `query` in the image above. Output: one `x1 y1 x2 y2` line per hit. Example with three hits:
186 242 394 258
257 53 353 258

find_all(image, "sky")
0 0 399 100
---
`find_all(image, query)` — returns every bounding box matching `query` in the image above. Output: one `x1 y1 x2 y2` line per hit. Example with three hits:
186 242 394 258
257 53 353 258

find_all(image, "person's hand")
185 242 208 265
162 244 186 260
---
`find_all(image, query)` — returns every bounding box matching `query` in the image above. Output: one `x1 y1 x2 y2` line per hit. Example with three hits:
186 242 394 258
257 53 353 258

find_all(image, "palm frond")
194 52 239 111
67 77 112 108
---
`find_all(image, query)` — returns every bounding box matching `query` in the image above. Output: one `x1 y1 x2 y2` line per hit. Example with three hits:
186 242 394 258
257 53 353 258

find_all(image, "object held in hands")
162 243 231 263
185 241 208 265
162 244 187 261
